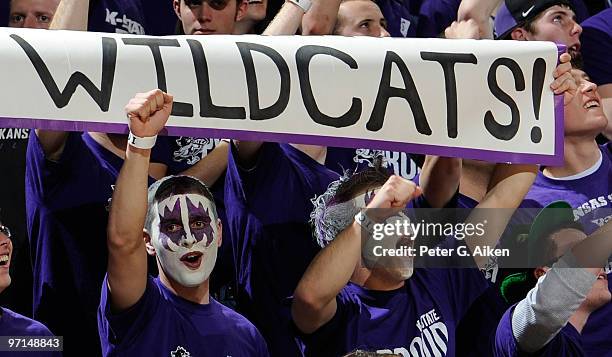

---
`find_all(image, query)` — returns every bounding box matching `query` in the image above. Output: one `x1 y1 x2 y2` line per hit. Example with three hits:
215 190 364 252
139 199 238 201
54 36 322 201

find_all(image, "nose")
23 15 38 28
0 234 11 249
196 2 214 22
180 230 197 249
582 80 597 93
571 21 582 37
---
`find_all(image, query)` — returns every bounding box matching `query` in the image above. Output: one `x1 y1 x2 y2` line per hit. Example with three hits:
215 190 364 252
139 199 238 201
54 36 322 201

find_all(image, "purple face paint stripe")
159 198 184 251
0 115 563 165
185 197 214 246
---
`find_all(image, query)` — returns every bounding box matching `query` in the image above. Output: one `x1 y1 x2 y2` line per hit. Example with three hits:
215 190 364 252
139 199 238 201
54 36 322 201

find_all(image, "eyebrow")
549 9 576 20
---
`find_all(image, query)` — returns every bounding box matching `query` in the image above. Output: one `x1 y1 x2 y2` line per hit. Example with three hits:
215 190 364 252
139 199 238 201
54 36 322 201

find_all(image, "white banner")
0 28 563 164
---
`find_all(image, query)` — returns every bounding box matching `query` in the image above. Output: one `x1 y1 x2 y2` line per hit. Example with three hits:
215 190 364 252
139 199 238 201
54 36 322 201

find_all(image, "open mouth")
568 43 580 53
597 273 607 280
584 100 600 109
180 251 203 270
248 0 263 4
0 254 9 267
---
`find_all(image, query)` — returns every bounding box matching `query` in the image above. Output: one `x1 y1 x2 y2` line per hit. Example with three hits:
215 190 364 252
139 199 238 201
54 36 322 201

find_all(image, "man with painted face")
98 89 269 356
292 162 537 356
0 221 61 357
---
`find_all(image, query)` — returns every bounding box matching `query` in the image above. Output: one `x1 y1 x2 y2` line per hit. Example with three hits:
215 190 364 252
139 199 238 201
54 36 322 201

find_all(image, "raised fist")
444 19 480 40
365 176 422 220
125 89 173 138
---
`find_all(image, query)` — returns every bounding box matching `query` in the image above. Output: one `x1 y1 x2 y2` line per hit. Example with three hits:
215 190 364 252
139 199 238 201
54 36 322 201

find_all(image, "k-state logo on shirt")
173 137 221 165
105 8 145 34
170 346 191 357
377 308 449 357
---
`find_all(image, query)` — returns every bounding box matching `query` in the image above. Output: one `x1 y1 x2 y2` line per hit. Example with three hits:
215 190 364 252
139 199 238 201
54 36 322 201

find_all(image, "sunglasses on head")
0 225 10 238
185 0 232 10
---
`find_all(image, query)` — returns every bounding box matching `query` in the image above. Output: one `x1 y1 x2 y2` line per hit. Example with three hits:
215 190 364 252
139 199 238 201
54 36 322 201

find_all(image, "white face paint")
150 194 219 287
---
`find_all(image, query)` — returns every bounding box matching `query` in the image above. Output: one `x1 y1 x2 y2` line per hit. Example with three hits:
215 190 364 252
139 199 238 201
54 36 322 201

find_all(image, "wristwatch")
354 211 376 233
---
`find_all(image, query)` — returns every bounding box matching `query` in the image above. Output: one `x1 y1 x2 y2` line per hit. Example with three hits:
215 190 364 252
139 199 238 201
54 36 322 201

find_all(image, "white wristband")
288 0 312 12
128 132 157 149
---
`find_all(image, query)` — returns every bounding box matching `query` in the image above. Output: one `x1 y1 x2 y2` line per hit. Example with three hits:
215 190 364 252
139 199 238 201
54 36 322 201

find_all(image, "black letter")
484 58 525 140
296 45 362 128
122 38 193 117
237 42 290 120
11 34 116 111
367 51 430 134
420 52 477 138
187 39 246 119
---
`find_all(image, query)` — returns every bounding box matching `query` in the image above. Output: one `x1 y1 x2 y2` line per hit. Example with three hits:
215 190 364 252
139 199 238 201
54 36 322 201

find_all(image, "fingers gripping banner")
0 28 562 164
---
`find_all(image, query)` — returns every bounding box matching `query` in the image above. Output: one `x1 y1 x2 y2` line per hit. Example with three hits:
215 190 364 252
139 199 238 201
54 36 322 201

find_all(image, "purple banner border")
1 108 564 166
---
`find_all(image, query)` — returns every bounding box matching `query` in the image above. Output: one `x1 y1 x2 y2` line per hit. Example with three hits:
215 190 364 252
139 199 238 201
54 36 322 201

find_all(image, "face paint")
150 194 219 287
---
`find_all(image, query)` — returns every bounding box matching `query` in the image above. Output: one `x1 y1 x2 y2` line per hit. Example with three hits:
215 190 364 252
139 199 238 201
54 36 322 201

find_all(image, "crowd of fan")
0 0 611 356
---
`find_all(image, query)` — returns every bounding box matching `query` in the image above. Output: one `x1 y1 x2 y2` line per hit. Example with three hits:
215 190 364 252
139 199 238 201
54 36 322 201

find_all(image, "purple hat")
494 0 572 39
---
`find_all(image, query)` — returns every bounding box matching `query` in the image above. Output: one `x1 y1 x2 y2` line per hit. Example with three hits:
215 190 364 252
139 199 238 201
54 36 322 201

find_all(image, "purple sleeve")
580 9 612 86
97 275 161 352
26 132 89 198
297 287 356 357
494 307 521 357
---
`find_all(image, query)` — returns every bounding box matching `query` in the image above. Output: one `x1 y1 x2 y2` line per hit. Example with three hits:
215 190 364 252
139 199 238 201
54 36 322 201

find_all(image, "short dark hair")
145 175 217 233
332 158 391 204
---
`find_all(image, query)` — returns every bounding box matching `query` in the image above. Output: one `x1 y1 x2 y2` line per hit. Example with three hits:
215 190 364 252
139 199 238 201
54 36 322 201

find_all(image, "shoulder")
0 308 54 336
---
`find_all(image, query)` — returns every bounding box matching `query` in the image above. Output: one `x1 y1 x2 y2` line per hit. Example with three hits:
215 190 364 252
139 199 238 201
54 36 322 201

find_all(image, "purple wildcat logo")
158 196 215 251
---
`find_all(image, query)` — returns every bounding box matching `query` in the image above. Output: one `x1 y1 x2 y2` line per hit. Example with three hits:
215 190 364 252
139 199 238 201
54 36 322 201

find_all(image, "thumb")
164 93 174 106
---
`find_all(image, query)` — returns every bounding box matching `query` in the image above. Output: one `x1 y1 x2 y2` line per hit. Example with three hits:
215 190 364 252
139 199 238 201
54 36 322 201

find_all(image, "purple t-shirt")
301 267 487 357
494 305 585 356
88 0 176 35
225 142 338 356
0 307 61 357
325 147 421 180
581 8 612 86
375 0 460 38
580 272 612 357
25 132 164 356
98 275 269 356
521 144 612 234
